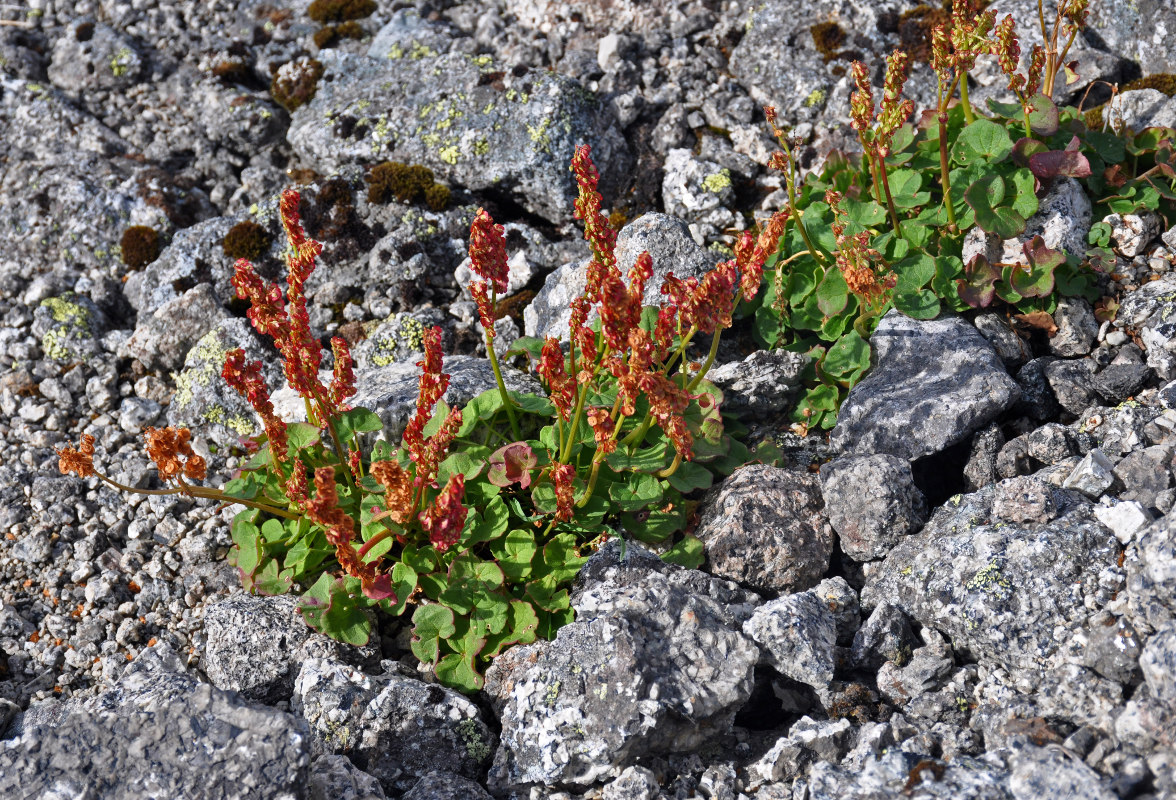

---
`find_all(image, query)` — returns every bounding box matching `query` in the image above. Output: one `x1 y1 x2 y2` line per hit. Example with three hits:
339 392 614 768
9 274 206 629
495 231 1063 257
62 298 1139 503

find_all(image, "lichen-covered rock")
287 12 630 225
166 318 283 448
203 594 379 705
48 21 143 97
1117 274 1176 380
292 659 495 793
1048 297 1098 357
309 754 388 800
351 308 450 372
401 770 494 800
1105 88 1176 132
1007 742 1118 800
122 217 237 318
806 750 1012 799
31 292 108 363
125 282 230 371
862 483 1120 685
819 454 927 561
1127 514 1176 632
831 311 1020 462
706 349 808 418
661 148 740 245
694 464 833 594
485 552 759 791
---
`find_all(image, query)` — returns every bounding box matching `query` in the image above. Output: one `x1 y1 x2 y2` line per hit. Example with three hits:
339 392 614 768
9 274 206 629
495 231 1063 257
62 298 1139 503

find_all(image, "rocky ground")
1 0 1176 797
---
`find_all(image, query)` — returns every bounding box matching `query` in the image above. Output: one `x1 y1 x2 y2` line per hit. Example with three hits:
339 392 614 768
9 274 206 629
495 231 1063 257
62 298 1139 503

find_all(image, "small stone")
743 591 837 691
1094 501 1155 544
1062 449 1117 499
992 475 1059 525
1049 298 1098 357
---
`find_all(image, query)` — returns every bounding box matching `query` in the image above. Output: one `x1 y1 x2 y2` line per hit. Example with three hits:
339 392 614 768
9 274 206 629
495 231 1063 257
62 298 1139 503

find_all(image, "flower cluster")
930 0 996 81
826 189 896 310
57 433 96 478
468 208 510 338
418 474 467 551
144 426 207 484
402 326 463 489
306 466 394 599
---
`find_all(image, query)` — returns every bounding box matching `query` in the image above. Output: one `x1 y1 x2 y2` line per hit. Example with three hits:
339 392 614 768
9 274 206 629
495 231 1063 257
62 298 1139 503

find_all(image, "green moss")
897 4 950 63
1122 73 1176 96
223 220 272 261
367 161 435 204
120 226 160 269
271 58 324 112
314 20 366 48
424 183 451 211
307 0 376 23
810 21 846 60
1085 105 1104 130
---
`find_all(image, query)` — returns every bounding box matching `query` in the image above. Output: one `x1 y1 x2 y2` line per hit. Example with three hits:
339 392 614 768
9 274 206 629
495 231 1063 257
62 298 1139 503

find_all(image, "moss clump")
314 20 365 48
1121 73 1176 97
423 183 451 211
120 226 160 269
223 220 272 261
366 161 435 204
211 60 251 84
1084 104 1104 130
897 4 950 63
307 0 376 23
271 58 324 112
810 21 847 61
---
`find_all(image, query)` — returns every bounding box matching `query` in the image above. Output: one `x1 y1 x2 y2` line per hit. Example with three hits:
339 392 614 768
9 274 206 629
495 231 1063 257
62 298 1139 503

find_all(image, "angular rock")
661 148 740 244
706 349 807 418
310 754 388 800
862 484 1119 682
1142 621 1176 715
875 628 953 707
743 591 837 691
831 311 1020 461
694 464 833 594
287 13 630 225
31 292 108 363
485 556 759 791
401 771 493 800
1105 210 1163 258
851 602 917 672
991 475 1059 525
122 217 237 318
1114 445 1174 509
600 766 662 800
1048 297 1098 357
1128 514 1176 631
1117 274 1176 380
125 282 230 371
292 659 495 793
1094 500 1154 545
819 454 927 561
1008 742 1117 800
806 750 1010 799
1062 449 1118 499
1044 358 1101 417
1000 178 1091 265
48 21 143 97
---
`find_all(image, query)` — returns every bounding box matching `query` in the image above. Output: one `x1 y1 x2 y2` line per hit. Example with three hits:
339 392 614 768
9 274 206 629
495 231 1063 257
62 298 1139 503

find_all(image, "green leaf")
952 118 1014 166
893 289 941 319
505 336 546 362
283 530 330 578
604 442 668 473
985 97 1024 119
513 394 556 416
840 198 887 233
1088 221 1113 247
482 600 540 658
964 175 1028 239
437 451 487 485
661 535 706 569
458 390 505 436
231 514 263 578
609 471 663 511
1025 93 1059 136
893 251 936 292
665 461 713 493
1084 130 1125 164
491 529 538 581
285 422 321 452
260 517 286 544
1008 167 1039 218
435 623 486 692
622 501 686 543
815 264 849 316
410 604 456 665
298 574 371 646
535 533 588 587
822 329 871 381
384 561 417 616
467 494 510 545
886 169 931 208
333 407 383 441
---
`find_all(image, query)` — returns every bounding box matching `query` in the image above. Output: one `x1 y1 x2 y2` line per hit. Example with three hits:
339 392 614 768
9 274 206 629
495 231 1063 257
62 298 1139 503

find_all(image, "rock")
401 770 494 800
831 311 1020 462
287 13 630 226
1142 621 1176 716
485 556 758 791
1013 357 1062 421
661 148 740 245
813 577 860 646
1000 178 1091 264
292 659 495 793
991 475 1059 525
122 217 237 318
1008 743 1118 800
805 750 1009 799
1062 449 1118 499
351 309 450 371
31 292 108 363
964 424 1006 491
524 212 718 340
706 349 807 418
1105 211 1164 258
309 754 388 800
1093 362 1151 405
0 646 311 800
203 594 378 704
1088 0 1176 76
694 464 833 594
1113 445 1174 508
819 454 927 562
862 484 1119 685
852 602 918 672
1105 89 1176 132
1043 358 1100 417
875 628 953 707
1025 423 1080 465
973 312 1031 367
743 591 837 691
1093 500 1154 545
166 318 284 448
600 766 662 800
1048 298 1098 357
125 282 230 371
48 21 143 97
1117 274 1176 380
1128 514 1176 631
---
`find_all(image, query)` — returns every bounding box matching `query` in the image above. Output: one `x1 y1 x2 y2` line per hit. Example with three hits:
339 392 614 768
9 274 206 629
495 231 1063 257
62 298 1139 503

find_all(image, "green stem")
559 346 607 464
576 461 601 508
656 452 682 479
95 472 301 521
685 321 726 393
936 78 958 232
873 151 905 243
958 73 975 124
781 139 830 269
486 289 522 440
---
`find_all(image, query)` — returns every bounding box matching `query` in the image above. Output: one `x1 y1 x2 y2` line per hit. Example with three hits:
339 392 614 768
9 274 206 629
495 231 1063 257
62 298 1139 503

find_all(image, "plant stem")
958 73 975 124
576 461 601 507
94 471 301 521
656 452 682 479
937 102 957 231
873 153 905 242
486 289 522 440
685 321 727 393
559 345 608 464
780 140 829 269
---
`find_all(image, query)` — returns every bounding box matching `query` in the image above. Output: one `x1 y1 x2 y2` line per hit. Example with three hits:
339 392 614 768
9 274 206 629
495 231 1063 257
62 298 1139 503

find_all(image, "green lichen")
469 55 493 68
526 118 552 151
438 145 460 165
110 48 134 77
473 138 490 156
171 330 256 435
457 718 491 762
371 317 426 366
965 560 1013 600
41 296 91 329
41 328 73 361
544 681 561 707
805 88 827 108
702 170 732 193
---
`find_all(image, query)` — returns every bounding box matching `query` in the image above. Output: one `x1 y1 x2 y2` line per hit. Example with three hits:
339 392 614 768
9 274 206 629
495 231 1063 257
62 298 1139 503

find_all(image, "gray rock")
1008 742 1117 800
991 475 1058 525
486 562 758 791
862 484 1119 683
875 628 953 707
600 766 662 800
831 311 1020 462
1129 514 1176 631
125 282 230 371
661 148 740 245
706 349 807 418
1093 362 1151 405
31 292 108 363
1143 621 1176 715
694 464 833 594
203 594 379 704
166 317 284 448
1117 274 1176 380
524 212 718 340
401 770 494 800
806 750 1011 800
292 659 495 793
852 602 917 671
819 454 927 561
1048 298 1098 357
973 312 1031 368
813 576 860 646
1114 445 1174 508
1025 423 1080 465
1080 609 1144 684
1000 178 1091 264
743 591 837 691
1106 89 1176 133
287 15 630 225
122 217 237 318
1062 449 1117 498
1105 210 1164 258
0 646 311 800
309 754 388 800
352 309 451 372
48 21 143 97
1093 500 1154 545
1044 358 1101 417
964 424 1006 491
1013 357 1062 421
1088 0 1176 76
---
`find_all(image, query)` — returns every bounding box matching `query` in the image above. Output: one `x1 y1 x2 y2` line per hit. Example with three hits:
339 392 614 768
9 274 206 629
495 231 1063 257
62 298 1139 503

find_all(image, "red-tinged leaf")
362 572 397 601
1063 61 1080 86
1094 296 1120 323
956 254 1000 309
1025 93 1059 136
1029 144 1092 179
1023 235 1066 272
1103 164 1128 188
486 442 537 489
1013 137 1048 168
